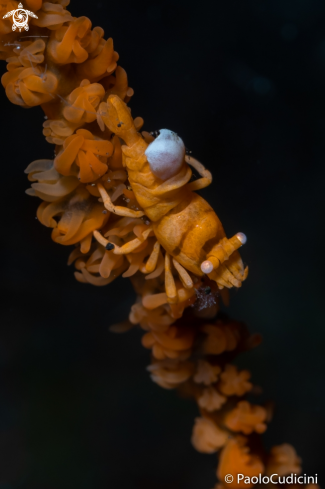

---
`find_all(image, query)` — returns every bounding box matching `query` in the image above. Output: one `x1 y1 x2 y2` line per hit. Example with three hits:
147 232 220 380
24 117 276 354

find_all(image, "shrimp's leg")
145 241 160 272
226 254 249 283
97 183 144 218
208 252 249 290
172 258 193 289
201 233 247 275
165 253 178 303
93 227 153 255
185 155 212 191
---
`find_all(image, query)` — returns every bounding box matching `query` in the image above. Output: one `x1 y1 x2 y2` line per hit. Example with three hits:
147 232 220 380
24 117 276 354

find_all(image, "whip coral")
0 1 317 488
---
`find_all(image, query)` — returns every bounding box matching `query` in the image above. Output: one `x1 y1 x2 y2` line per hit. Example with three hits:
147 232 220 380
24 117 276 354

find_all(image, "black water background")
0 0 324 487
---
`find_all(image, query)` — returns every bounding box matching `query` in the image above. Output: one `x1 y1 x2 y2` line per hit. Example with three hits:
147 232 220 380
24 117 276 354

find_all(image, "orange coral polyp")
129 302 175 332
198 387 226 412
76 37 119 80
48 16 92 64
43 119 77 145
62 80 105 124
102 66 134 102
194 360 221 386
217 438 265 488
2 65 58 107
147 359 194 389
54 128 113 182
201 323 241 355
266 444 302 477
219 365 252 397
25 159 80 201
142 325 195 360
37 187 109 247
69 242 127 285
191 417 228 453
6 39 45 70
32 2 73 30
224 401 267 435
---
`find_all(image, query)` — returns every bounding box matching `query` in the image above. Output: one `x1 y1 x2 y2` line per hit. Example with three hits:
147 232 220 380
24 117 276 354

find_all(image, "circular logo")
225 475 234 483
13 9 28 27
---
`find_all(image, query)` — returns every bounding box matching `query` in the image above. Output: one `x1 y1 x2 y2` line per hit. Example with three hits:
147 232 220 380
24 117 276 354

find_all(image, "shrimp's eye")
150 130 161 138
145 129 185 180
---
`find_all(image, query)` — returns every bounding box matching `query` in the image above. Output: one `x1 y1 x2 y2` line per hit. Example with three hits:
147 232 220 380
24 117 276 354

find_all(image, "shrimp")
94 95 248 303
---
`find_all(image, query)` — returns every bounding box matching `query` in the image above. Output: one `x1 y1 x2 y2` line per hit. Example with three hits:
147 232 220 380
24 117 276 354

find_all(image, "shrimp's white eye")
145 129 185 180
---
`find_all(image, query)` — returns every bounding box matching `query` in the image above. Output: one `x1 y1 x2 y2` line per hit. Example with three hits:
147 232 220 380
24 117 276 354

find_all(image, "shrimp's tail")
201 233 248 289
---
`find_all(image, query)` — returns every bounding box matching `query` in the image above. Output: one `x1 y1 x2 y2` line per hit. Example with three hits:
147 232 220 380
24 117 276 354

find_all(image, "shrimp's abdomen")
153 193 226 275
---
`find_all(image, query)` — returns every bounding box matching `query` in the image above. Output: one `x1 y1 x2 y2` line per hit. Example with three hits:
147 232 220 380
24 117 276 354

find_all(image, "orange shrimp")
93 95 248 303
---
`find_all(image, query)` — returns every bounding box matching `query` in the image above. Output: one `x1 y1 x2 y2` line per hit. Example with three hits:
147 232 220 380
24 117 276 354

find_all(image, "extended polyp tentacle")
93 227 153 255
185 155 212 191
201 233 247 275
97 183 144 218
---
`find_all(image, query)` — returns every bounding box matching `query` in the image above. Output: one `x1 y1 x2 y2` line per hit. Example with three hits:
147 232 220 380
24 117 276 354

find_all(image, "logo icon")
2 2 38 32
225 474 234 483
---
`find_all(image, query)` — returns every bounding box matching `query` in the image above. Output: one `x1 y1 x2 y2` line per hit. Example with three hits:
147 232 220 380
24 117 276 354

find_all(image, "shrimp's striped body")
94 95 248 302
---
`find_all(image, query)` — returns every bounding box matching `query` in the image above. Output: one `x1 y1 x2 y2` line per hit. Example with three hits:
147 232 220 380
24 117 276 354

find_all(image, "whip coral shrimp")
93 94 248 302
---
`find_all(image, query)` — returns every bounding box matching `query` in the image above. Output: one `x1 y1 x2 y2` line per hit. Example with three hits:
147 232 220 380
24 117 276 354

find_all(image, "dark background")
1 0 324 487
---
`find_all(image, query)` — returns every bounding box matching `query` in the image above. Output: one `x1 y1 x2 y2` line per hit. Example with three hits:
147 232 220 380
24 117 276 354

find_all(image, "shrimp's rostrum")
94 95 248 299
